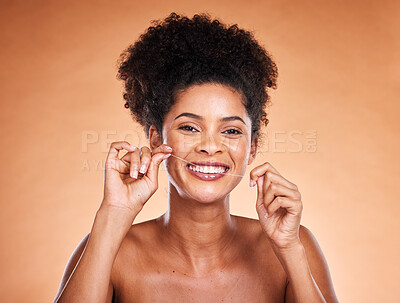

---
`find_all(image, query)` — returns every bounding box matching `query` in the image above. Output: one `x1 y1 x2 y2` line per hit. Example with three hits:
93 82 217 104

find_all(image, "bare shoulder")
111 219 163 302
231 214 266 241
297 225 326 256
230 214 278 258
116 217 161 256
128 217 161 240
289 225 339 302
231 217 327 256
231 214 263 233
231 219 338 301
298 224 334 274
113 216 166 265
230 215 288 296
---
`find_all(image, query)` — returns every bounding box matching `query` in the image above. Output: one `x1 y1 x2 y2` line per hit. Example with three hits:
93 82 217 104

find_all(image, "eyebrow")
174 112 247 126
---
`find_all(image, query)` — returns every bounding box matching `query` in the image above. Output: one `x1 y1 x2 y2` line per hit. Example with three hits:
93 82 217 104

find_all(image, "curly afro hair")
117 12 278 146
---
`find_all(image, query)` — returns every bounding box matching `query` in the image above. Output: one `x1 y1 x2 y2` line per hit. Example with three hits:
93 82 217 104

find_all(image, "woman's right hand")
100 141 172 216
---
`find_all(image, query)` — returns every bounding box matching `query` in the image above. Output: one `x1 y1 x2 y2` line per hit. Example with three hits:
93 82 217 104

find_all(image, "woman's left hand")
250 162 303 251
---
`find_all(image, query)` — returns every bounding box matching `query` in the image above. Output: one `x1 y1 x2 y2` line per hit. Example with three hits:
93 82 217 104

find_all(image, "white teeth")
188 165 227 174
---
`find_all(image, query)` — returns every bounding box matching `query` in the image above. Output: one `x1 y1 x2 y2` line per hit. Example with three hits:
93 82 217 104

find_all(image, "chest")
113 265 286 303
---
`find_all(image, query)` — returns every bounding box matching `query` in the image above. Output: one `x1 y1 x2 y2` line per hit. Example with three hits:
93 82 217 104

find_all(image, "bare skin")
54 83 338 302
111 214 287 302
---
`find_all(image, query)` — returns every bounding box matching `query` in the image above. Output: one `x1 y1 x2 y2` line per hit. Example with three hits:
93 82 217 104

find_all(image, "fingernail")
139 165 147 174
164 145 172 151
163 153 172 160
132 170 138 179
249 179 255 187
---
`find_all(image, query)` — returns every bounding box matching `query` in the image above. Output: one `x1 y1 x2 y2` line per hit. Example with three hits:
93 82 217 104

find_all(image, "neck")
159 183 238 275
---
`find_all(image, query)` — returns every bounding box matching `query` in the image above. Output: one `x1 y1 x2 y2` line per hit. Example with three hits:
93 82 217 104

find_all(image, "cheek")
164 157 185 180
227 138 249 154
230 141 252 166
164 132 195 154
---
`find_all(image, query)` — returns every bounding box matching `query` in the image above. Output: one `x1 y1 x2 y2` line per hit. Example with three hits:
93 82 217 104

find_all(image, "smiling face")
150 82 258 203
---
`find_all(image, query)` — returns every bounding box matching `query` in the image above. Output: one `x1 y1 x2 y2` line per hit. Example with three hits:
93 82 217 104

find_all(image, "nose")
195 131 224 155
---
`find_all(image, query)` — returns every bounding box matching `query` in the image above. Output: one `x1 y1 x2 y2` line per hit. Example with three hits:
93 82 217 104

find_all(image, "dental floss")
168 154 245 177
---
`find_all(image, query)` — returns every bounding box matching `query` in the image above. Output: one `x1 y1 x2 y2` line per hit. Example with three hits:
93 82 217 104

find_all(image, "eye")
224 128 243 135
178 124 198 132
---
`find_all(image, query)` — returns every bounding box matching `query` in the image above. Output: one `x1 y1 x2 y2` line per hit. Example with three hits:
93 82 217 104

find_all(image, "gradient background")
1 0 399 302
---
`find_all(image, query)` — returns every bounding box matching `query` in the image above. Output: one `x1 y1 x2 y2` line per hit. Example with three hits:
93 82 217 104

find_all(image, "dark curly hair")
117 12 278 147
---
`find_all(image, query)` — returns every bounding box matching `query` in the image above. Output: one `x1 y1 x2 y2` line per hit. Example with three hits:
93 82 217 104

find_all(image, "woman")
54 12 338 302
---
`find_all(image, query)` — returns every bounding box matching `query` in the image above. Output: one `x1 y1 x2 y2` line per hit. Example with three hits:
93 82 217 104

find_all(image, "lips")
188 161 229 167
185 161 230 181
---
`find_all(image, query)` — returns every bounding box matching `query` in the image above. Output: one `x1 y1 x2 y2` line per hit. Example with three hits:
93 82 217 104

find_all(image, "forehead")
167 83 249 119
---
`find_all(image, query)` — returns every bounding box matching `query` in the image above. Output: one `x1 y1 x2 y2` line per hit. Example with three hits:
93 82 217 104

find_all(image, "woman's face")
151 82 257 203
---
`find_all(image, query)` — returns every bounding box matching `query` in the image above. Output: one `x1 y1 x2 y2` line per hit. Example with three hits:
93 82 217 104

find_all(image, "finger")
138 146 152 176
120 145 170 174
106 141 136 161
255 175 268 217
105 141 137 171
130 148 141 179
263 171 298 191
151 143 173 154
255 175 265 209
255 171 296 204
263 182 300 208
249 162 280 187
255 176 279 217
117 149 134 174
146 151 172 186
267 196 303 217
256 199 269 221
146 143 173 179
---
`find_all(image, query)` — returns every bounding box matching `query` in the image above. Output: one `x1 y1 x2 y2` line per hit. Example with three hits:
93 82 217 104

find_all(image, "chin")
192 194 227 204
184 185 232 204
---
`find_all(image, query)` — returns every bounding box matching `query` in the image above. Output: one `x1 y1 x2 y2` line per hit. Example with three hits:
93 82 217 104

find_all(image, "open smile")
186 162 230 181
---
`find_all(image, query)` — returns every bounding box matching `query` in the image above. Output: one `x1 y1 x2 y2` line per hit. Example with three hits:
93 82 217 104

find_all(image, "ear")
149 125 162 151
248 136 258 165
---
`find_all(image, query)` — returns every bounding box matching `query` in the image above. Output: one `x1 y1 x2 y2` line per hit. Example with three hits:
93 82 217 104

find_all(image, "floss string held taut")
168 154 245 177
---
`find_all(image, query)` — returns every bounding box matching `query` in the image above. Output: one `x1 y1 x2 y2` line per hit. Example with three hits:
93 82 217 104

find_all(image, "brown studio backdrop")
0 0 399 302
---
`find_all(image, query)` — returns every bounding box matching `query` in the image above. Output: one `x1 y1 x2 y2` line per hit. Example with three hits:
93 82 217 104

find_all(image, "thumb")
255 175 265 207
255 175 268 219
146 152 171 185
